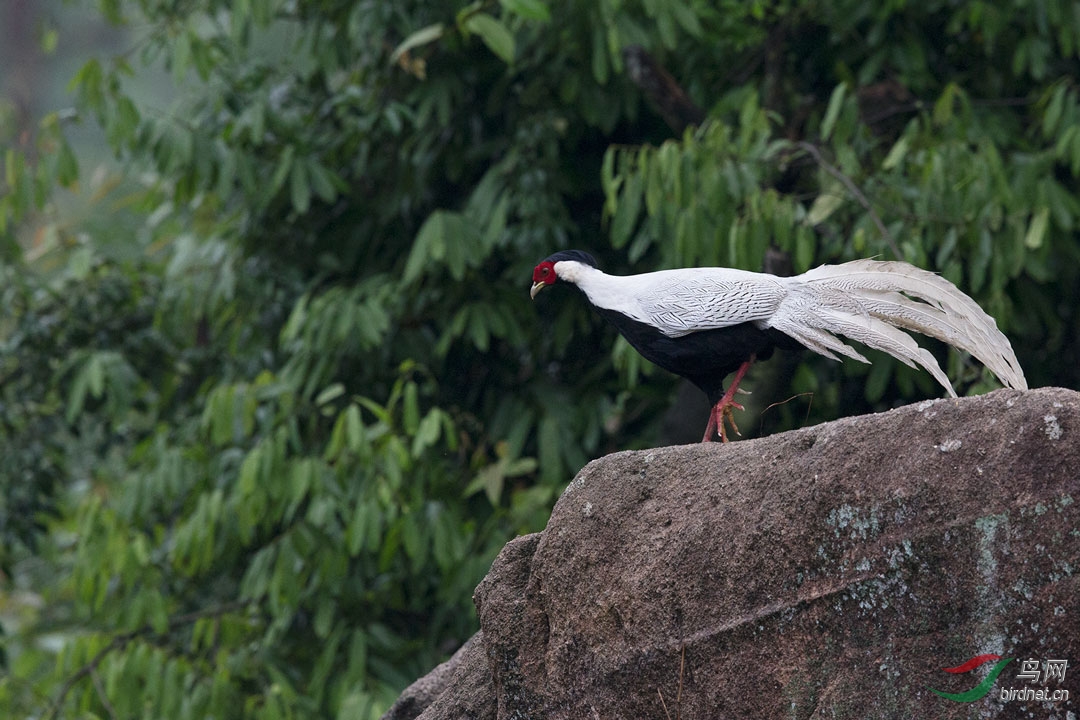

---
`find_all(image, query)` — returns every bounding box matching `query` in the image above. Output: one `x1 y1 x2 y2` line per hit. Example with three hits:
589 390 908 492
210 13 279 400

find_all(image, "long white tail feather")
768 259 1027 393
816 308 958 396
854 290 1022 387
781 322 870 364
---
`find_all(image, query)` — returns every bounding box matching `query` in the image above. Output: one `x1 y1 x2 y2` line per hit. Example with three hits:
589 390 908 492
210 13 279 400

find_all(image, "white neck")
554 260 646 319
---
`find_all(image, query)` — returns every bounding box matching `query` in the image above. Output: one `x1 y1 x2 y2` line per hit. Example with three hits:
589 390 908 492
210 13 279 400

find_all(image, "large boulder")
384 388 1080 719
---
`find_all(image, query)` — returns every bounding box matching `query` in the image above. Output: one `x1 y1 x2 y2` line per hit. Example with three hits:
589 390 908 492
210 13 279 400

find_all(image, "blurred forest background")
2 0 1079 717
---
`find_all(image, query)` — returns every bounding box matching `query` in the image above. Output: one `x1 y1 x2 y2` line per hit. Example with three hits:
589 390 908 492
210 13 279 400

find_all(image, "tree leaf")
464 13 515 63
389 23 445 65
499 0 551 21
239 445 261 496
1043 83 1066 138
290 158 311 214
465 465 505 505
345 404 366 452
87 352 105 398
269 144 295 198
404 210 451 283
882 135 909 171
933 82 961 126
402 381 420 434
1023 206 1050 249
315 383 345 406
411 409 443 457
821 83 847 141
806 191 844 225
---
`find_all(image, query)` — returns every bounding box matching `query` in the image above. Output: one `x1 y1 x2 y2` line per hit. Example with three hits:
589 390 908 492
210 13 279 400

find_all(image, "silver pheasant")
531 251 1027 441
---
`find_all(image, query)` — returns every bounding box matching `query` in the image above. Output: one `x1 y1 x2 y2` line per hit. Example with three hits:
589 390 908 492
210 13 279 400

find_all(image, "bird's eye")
541 267 549 275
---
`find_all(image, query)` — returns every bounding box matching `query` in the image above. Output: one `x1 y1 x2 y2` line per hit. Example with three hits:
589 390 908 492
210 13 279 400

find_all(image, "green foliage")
1 0 1079 718
599 0 1080 417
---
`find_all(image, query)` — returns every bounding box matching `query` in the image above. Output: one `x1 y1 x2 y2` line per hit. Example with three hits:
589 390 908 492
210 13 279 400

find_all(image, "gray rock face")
384 388 1080 719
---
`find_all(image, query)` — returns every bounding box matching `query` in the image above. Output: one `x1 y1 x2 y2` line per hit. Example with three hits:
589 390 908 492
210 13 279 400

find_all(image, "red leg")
701 411 718 442
701 356 755 443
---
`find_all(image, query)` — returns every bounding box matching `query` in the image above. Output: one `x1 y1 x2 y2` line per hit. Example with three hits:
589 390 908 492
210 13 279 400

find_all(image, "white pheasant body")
544 254 1027 398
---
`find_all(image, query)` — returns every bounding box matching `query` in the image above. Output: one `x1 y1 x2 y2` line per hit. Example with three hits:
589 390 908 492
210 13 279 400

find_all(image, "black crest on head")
539 250 598 267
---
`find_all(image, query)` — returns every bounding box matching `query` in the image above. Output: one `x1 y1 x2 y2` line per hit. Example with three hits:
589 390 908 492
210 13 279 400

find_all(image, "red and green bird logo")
929 654 1013 702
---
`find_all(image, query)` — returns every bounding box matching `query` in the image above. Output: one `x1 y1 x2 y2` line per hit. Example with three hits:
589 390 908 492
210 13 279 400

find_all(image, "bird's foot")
701 355 756 443
702 397 745 443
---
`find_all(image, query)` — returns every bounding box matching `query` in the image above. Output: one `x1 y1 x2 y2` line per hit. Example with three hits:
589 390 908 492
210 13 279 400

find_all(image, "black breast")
594 307 795 405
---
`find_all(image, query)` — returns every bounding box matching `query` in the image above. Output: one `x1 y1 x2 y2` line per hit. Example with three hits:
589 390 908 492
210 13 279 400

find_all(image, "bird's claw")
703 398 745 443
718 403 743 442
702 356 755 444
724 407 742 441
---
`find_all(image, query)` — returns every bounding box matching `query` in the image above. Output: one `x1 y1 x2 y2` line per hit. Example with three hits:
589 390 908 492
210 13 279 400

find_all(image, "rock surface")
384 388 1080 719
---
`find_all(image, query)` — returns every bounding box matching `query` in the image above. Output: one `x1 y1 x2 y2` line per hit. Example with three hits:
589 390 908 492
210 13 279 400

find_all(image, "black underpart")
594 306 797 405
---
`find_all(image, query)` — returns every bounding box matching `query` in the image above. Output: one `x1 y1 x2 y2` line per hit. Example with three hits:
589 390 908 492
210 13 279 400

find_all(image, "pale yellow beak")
530 281 545 299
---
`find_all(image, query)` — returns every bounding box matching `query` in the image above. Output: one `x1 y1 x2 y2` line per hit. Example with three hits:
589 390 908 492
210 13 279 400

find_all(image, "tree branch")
622 45 705 135
44 600 252 720
90 668 118 720
796 141 903 260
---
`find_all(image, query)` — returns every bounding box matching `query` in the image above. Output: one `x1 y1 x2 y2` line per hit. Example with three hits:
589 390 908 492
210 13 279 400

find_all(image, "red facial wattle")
530 261 557 299
532 261 556 285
